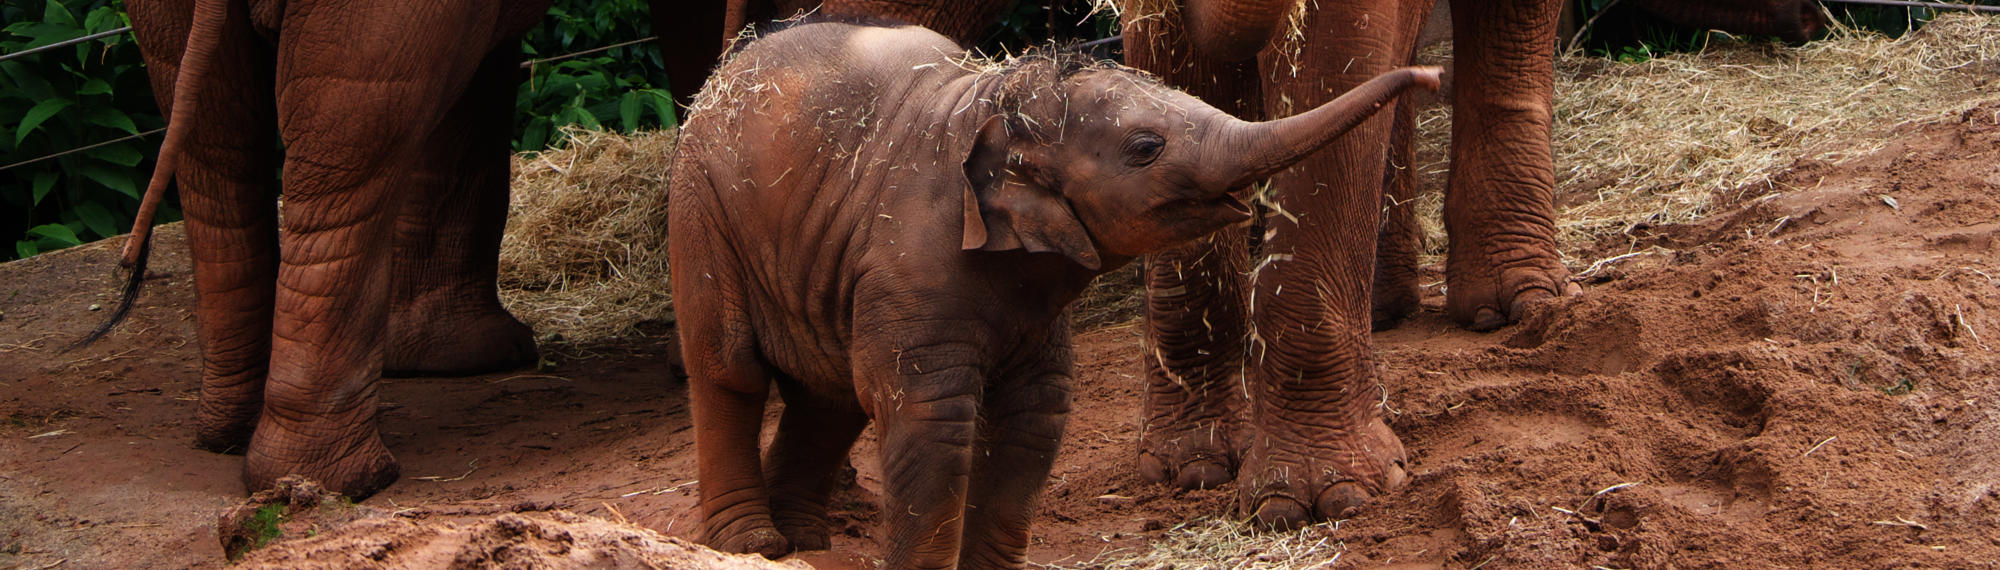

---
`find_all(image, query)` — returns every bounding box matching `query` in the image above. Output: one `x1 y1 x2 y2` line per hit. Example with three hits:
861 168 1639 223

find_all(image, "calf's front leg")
864 337 984 570
959 364 1073 569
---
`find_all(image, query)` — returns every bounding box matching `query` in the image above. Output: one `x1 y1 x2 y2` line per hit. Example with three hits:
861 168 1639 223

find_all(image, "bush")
1 0 168 261
514 0 677 151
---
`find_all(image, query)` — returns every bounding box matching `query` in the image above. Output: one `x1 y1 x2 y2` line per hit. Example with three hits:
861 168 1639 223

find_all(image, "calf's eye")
1123 131 1165 166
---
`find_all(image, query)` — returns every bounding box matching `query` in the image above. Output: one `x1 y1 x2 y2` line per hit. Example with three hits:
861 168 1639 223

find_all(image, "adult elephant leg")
763 388 867 552
1136 232 1250 489
246 3 516 498
1372 94 1423 331
128 0 279 453
1122 8 1260 492
656 0 727 112
382 49 537 377
959 363 1072 569
1442 0 1572 332
1239 0 1427 529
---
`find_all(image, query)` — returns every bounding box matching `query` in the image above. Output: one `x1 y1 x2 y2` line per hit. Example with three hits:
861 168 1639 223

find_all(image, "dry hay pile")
1412 12 2000 263
498 128 676 344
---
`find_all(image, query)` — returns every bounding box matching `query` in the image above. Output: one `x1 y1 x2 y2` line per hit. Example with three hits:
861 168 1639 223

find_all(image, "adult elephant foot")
1239 415 1408 530
243 424 401 500
383 303 537 377
705 526 791 560
1445 260 1580 332
192 410 258 455
1369 269 1423 332
1136 414 1238 491
191 370 267 454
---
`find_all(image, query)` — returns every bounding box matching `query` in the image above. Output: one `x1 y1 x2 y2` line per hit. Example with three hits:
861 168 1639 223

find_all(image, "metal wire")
519 36 658 69
0 128 165 174
0 26 133 63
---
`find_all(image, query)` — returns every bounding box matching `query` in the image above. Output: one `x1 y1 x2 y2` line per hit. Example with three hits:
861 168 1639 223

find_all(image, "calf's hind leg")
764 389 868 551
682 320 789 557
674 225 788 557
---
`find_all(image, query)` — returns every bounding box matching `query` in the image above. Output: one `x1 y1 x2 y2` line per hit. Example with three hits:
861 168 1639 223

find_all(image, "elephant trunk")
1206 66 1442 192
1183 0 1297 63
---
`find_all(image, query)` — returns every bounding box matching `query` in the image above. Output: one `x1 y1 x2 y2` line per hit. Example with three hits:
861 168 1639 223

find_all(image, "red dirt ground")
3 105 1998 569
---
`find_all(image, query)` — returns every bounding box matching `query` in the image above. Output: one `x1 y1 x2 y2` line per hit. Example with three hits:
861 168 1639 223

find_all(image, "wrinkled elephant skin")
1120 0 1574 529
124 0 550 498
670 22 1437 568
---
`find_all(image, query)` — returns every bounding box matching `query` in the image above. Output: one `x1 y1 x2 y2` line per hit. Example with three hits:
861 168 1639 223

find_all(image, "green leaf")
83 106 139 134
15 241 37 260
78 78 112 95
31 172 58 206
42 0 79 29
15 98 73 145
26 224 80 246
646 90 678 130
74 202 118 239
618 91 641 132
84 6 120 33
88 142 144 166
520 117 550 151
78 164 140 199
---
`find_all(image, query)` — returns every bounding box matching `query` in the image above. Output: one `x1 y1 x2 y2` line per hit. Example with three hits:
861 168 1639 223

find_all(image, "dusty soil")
4 106 1999 569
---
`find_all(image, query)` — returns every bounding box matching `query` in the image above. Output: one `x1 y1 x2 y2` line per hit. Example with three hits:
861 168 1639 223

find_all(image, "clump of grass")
498 127 676 344
248 504 287 547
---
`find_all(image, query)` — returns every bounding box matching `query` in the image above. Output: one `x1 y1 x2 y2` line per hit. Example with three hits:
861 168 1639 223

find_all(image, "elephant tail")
80 0 227 349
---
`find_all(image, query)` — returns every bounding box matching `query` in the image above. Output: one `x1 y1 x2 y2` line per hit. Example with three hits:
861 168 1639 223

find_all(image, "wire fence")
0 27 664 175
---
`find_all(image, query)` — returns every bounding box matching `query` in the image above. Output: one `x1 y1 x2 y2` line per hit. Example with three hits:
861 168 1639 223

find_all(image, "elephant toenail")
1315 481 1373 520
1470 307 1509 331
1137 452 1170 484
1384 460 1410 491
1176 459 1232 490
1251 495 1312 531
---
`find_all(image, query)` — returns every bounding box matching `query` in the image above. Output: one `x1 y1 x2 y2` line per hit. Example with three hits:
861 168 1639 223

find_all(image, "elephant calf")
668 20 1437 568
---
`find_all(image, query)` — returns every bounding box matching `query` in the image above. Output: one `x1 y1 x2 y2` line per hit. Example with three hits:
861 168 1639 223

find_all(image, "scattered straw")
1413 13 2000 261
1034 517 1346 570
498 127 676 345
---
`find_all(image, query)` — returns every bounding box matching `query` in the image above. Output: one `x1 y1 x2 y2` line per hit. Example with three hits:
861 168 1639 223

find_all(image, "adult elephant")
119 0 554 498
1121 0 1574 529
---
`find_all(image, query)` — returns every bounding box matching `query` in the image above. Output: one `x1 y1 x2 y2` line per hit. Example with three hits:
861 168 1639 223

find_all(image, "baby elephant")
669 20 1438 569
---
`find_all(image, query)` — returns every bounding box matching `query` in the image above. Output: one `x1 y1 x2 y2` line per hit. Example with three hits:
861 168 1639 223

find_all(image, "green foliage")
514 0 676 151
1 0 170 261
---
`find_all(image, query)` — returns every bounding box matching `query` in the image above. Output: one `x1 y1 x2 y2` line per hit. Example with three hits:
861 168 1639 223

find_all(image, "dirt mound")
218 477 800 569
1315 103 2000 568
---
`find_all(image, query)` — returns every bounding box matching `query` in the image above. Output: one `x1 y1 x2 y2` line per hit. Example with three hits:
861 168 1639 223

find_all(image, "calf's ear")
960 116 1102 270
